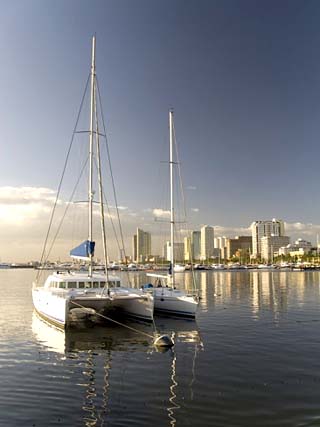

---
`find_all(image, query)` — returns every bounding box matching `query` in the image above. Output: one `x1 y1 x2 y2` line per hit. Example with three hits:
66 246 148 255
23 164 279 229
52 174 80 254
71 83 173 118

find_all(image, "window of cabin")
78 282 85 288
59 282 66 289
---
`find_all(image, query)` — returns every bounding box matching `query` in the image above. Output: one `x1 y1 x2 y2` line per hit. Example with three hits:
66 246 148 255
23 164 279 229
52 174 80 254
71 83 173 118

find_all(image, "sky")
1 0 320 261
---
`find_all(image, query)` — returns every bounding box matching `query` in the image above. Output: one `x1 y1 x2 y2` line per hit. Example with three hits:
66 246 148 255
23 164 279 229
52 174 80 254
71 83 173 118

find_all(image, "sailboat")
32 37 154 328
145 110 198 317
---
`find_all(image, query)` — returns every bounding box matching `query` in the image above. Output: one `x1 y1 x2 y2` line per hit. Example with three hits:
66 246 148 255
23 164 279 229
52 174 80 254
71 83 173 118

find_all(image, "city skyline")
2 1 320 262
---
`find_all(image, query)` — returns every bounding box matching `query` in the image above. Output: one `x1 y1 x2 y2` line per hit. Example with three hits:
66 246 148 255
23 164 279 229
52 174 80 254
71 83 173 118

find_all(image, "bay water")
1 269 320 426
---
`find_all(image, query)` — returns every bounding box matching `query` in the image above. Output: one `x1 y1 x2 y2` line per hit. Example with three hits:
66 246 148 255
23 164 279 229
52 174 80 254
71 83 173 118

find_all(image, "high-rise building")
132 234 137 262
251 219 285 258
184 231 201 261
214 236 227 260
226 236 252 259
164 241 184 262
133 228 151 262
200 225 214 261
192 231 201 260
184 236 191 261
261 235 290 262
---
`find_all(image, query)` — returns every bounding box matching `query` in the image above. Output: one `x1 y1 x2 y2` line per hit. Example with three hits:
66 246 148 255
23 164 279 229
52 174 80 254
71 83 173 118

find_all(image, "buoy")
153 334 174 348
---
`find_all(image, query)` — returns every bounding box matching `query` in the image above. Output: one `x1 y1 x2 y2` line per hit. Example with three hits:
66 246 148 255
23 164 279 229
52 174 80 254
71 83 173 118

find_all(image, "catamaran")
145 110 198 317
32 37 154 328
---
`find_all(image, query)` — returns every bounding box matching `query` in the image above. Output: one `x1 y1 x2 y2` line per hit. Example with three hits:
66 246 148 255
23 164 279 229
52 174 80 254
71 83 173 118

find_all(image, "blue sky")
1 0 320 261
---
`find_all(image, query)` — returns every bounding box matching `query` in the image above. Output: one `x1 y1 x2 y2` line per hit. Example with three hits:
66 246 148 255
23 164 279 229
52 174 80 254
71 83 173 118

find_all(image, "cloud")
213 225 251 237
0 186 57 226
284 222 320 240
191 208 199 212
0 186 56 205
109 205 128 211
186 186 197 191
153 208 170 218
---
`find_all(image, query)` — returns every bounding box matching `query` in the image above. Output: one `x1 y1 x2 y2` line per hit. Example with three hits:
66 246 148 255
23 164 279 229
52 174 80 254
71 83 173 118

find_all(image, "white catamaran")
32 37 154 328
145 110 198 317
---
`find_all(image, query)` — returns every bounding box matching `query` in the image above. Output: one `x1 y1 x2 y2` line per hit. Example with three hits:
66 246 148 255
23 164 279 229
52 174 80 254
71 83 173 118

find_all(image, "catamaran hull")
111 292 154 322
32 288 112 329
32 287 154 328
32 288 68 328
153 290 197 318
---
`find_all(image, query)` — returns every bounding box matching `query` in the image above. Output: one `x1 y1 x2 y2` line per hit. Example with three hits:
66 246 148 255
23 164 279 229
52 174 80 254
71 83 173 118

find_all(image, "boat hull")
32 286 154 328
153 288 198 318
111 288 154 322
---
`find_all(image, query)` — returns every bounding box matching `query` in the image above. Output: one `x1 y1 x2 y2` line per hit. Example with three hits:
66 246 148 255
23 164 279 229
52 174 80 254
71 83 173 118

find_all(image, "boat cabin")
44 272 121 290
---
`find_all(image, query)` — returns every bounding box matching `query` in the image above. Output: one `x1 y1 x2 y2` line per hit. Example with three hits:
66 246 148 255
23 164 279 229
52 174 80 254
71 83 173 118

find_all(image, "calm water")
1 269 320 426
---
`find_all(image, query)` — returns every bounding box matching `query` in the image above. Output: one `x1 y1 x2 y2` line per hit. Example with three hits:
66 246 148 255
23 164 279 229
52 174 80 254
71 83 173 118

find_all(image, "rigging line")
43 156 89 266
36 74 91 282
92 156 123 263
94 81 110 283
172 120 197 291
69 300 155 339
96 77 131 282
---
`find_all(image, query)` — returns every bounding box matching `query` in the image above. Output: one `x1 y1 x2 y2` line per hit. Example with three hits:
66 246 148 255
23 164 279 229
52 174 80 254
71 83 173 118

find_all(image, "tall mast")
88 36 96 277
169 109 175 287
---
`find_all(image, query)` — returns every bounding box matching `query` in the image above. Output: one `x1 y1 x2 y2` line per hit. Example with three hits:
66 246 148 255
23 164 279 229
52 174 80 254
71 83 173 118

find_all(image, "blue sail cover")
70 240 95 260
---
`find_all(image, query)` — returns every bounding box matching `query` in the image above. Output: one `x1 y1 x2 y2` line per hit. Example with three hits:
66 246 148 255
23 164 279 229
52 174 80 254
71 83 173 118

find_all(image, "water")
1 269 320 426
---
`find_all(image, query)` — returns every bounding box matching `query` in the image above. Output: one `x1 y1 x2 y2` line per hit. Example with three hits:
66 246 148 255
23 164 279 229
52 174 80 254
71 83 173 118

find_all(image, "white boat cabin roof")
46 271 121 283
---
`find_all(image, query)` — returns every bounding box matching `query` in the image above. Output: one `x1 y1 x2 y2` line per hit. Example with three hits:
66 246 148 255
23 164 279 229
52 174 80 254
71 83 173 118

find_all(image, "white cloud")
284 222 320 240
153 208 170 218
191 208 199 212
0 186 57 225
186 186 197 191
213 225 251 237
109 205 128 211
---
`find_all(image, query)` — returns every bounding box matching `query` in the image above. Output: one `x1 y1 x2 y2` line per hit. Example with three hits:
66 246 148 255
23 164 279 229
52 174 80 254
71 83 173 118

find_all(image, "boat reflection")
32 311 202 354
32 312 202 426
32 312 153 354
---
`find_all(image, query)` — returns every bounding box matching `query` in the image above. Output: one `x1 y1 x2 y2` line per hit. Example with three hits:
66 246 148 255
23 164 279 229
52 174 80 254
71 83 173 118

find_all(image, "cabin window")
59 282 66 289
78 282 85 288
92 282 99 288
84 282 91 288
100 282 105 288
67 283 75 289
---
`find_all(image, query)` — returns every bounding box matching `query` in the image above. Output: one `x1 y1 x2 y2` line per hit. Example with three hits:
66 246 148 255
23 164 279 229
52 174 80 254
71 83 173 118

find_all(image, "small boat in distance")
32 37 154 328
173 264 186 273
145 110 198 318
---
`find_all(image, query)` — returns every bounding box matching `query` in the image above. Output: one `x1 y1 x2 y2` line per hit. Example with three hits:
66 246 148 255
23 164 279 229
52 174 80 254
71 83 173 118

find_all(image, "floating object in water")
153 334 174 347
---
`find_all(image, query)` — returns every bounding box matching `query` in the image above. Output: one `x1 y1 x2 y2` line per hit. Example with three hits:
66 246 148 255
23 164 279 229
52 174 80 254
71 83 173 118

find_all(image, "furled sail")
70 240 95 260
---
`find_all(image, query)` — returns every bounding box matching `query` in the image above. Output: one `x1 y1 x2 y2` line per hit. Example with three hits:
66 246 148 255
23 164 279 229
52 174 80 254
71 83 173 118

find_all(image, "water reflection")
31 312 202 426
32 312 152 354
184 270 320 322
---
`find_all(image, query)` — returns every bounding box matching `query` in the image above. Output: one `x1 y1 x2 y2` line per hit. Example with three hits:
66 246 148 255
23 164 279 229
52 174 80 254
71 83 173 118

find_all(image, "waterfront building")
184 237 191 261
251 219 285 258
214 236 227 249
132 235 137 262
261 235 290 262
164 241 184 262
200 225 214 261
184 231 201 261
133 228 151 262
214 236 227 261
192 231 201 260
279 238 312 257
226 236 252 260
